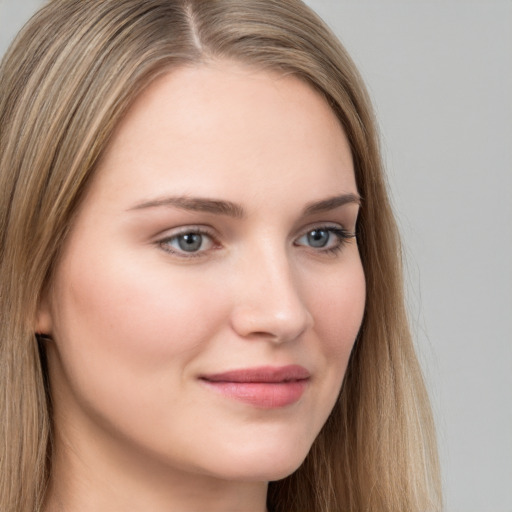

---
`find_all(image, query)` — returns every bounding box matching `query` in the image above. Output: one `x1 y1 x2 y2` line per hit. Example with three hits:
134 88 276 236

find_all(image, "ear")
35 293 53 336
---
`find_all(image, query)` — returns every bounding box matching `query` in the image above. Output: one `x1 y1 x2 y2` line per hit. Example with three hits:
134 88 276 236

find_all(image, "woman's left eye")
158 229 215 256
295 226 354 253
157 225 354 258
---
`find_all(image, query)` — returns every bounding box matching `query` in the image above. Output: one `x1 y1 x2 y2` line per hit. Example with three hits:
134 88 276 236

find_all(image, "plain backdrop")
1 1 511 511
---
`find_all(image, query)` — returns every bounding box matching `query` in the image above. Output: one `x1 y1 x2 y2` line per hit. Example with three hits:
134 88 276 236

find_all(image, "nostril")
229 254 313 342
229 301 312 343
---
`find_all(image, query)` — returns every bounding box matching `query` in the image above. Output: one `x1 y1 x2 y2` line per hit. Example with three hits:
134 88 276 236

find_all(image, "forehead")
89 60 356 211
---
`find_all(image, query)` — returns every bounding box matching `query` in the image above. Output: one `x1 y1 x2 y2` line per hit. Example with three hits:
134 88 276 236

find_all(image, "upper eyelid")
294 226 354 244
154 224 217 240
156 225 217 244
294 222 354 238
154 222 354 241
155 225 354 260
156 228 218 258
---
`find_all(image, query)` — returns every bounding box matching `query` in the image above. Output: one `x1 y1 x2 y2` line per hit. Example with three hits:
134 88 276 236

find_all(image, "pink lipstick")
200 365 310 409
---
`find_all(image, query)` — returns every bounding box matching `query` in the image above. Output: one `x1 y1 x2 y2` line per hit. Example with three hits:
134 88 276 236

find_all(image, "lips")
200 365 310 408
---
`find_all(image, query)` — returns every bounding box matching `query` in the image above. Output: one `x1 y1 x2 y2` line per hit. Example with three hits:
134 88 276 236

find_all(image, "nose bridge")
230 237 313 341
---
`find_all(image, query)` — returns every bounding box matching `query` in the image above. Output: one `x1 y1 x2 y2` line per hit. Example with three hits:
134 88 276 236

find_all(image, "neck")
44 422 269 512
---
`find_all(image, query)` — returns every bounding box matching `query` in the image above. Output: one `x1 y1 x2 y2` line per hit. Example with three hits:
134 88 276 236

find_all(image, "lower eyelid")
156 225 354 257
157 228 218 255
296 226 352 243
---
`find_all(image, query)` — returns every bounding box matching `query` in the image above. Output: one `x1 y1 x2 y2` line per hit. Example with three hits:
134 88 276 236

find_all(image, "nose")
229 246 314 343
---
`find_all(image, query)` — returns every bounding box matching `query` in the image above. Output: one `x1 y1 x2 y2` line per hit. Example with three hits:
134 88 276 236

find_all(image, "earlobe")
35 295 53 337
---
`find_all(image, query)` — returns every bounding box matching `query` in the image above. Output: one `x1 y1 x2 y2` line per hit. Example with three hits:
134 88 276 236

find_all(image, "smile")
200 365 310 409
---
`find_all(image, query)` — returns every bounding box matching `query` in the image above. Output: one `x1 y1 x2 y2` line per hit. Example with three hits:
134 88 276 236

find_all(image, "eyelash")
294 226 356 256
157 225 355 258
158 227 217 258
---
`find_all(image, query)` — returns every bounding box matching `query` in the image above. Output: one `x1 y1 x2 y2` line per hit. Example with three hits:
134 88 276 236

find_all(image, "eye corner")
294 224 355 255
156 226 220 259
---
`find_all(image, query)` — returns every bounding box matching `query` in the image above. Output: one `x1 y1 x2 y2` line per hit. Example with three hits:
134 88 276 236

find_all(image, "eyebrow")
129 196 245 218
302 193 361 215
128 192 361 218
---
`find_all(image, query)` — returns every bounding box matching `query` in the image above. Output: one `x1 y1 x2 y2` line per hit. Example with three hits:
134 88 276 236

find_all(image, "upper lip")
200 365 310 383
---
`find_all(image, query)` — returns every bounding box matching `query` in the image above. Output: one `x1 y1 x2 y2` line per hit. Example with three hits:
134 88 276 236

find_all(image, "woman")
0 0 442 511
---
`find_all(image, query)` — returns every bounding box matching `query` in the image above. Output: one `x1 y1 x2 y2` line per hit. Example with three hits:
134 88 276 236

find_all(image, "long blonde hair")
0 1 442 510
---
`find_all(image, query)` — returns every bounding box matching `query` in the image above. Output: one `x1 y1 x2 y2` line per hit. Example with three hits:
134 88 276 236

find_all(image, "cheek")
310 260 366 362
61 256 225 358
47 247 234 447
302 254 365 427
48 246 233 412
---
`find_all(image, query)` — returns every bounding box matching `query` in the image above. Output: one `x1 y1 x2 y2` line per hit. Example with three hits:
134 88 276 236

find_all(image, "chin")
218 460 306 483
200 438 311 483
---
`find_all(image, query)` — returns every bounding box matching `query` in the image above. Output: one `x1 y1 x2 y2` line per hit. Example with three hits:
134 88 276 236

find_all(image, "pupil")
178 233 202 252
307 229 329 248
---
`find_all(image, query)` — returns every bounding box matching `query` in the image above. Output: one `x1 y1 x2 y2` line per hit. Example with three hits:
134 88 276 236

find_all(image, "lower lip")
201 380 308 408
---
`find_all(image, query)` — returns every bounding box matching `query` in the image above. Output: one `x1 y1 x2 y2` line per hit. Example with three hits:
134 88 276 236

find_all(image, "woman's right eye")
158 229 216 257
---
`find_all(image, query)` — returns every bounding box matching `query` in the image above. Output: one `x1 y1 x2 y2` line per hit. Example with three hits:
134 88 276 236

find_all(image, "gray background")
1 1 511 510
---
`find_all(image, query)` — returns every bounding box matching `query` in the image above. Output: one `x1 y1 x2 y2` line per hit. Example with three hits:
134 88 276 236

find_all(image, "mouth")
199 365 310 409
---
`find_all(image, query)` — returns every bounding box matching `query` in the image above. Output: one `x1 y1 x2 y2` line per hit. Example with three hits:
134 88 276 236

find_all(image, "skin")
37 60 366 512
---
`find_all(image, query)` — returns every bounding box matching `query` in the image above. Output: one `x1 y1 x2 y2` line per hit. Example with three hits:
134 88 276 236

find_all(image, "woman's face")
38 61 366 483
